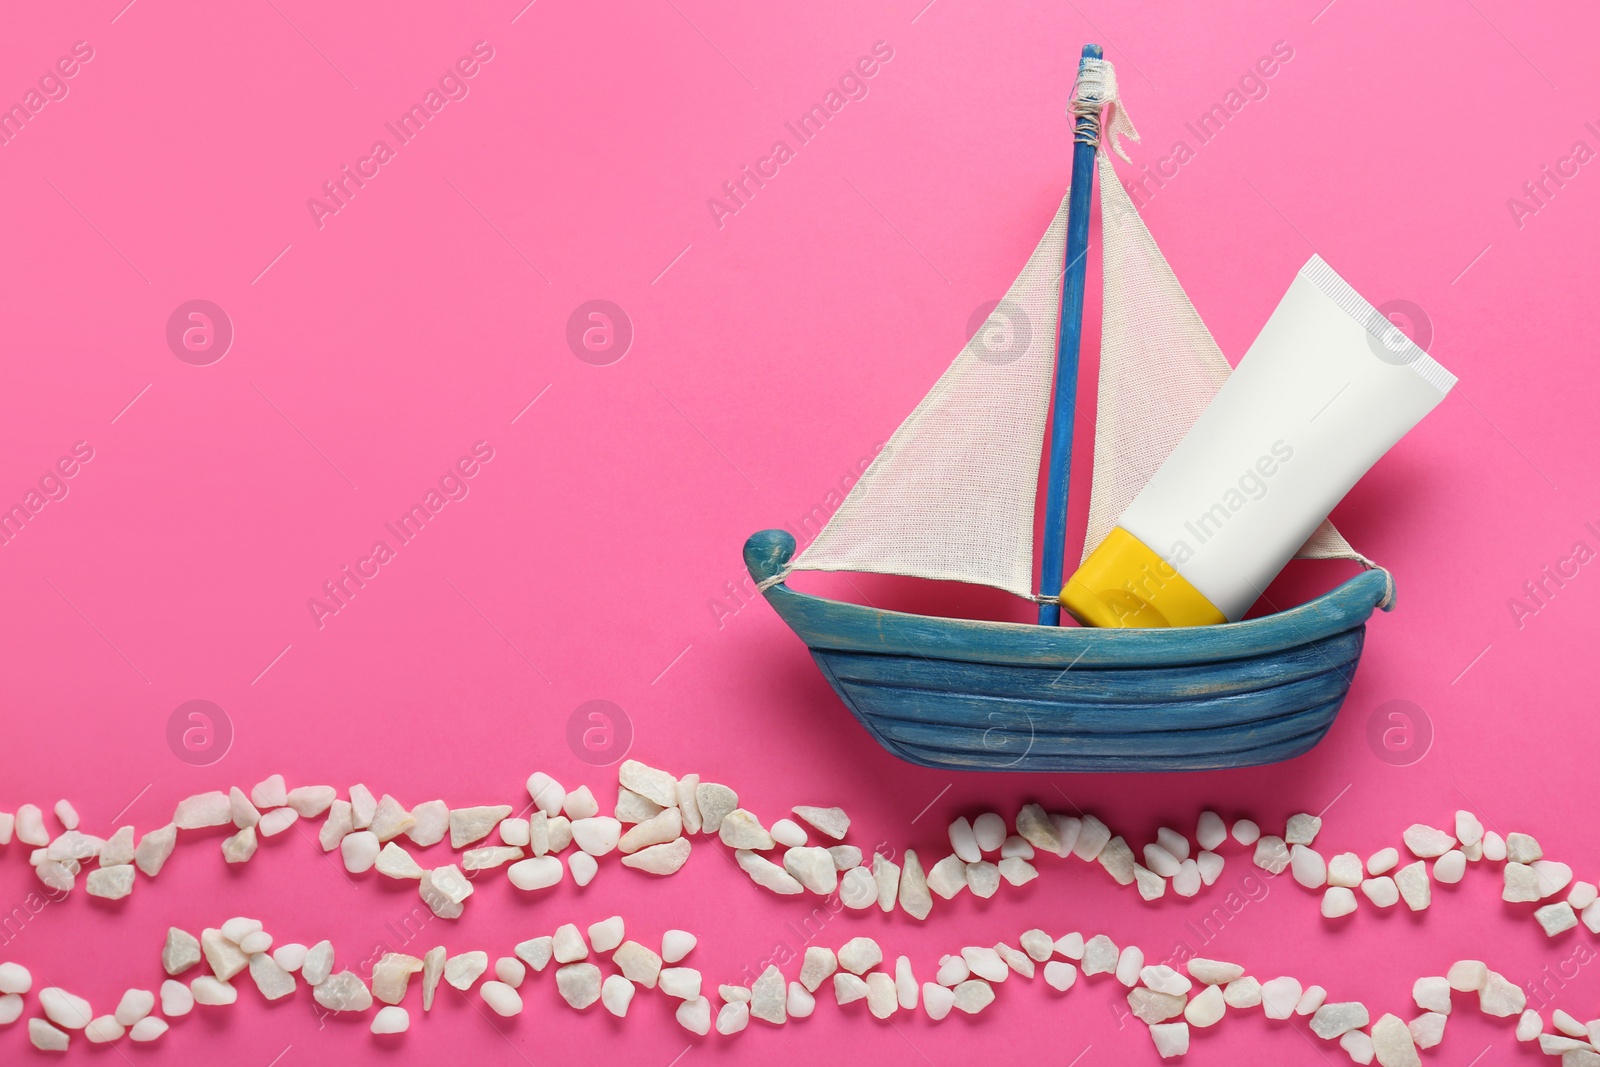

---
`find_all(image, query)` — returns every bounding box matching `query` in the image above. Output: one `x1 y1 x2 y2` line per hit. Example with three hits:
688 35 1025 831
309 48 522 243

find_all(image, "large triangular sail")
775 54 1373 604
777 196 1073 599
1082 150 1368 569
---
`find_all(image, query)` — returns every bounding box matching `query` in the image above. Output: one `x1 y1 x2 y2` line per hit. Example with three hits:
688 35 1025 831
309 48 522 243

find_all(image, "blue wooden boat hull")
744 529 1392 772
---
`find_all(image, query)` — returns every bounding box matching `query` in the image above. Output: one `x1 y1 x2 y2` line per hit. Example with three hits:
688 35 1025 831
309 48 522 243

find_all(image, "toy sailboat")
744 47 1393 772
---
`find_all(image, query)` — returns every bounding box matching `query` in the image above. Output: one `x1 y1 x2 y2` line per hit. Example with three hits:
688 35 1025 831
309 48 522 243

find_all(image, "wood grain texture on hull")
745 529 1388 773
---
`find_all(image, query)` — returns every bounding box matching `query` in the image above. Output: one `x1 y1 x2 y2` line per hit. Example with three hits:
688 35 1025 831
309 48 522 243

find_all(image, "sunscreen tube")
1063 254 1457 628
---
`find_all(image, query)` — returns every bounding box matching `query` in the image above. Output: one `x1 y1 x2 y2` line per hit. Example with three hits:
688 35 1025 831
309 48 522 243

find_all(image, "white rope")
1070 57 1139 163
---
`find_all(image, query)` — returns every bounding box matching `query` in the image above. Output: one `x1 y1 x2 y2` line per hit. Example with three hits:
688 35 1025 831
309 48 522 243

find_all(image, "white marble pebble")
508 856 564 891
553 924 588 963
800 948 837 992
936 955 969 986
524 771 565 816
838 937 882 975
1115 946 1144 987
1370 1014 1418 1066
1534 860 1574 897
160 980 193 1016
661 930 696 963
1291 845 1326 888
1152 826 1187 861
1433 850 1466 884
191 977 237 1006
15 805 49 846
1553 1008 1587 1036
1185 985 1225 1027
1503 863 1541 902
1568 881 1599 910
770 818 807 848
1284 813 1321 846
668 995 707 1035
791 805 850 840
129 1017 168 1042
1535 902 1578 936
1454 810 1484 847
895 956 918 1009
1172 860 1201 897
0 994 21 1025
948 818 981 863
963 812 1002 853
1232 819 1260 846
1367 847 1399 875
834 973 868 1005
1141 965 1192 996
1253 837 1290 874
961 947 1007 983
1515 1009 1542 1040
1082 935 1119 976
1188 958 1244 985
588 916 625 954
1310 1001 1369 1039
114 988 155 1026
556 964 603 1010
1395 861 1431 910
1584 900 1600 934
601 975 635 1018
1001 835 1034 859
1144 843 1181 877
920 982 954 1020
371 1006 409 1034
40 988 93 1029
1446 960 1487 992
481 981 522 1016
1150 1021 1190 1059
1043 961 1077 992
787 982 815 1018
839 865 878 908
569 852 598 887
341 831 379 873
0 962 32 994
952 979 995 1014
563 785 599 820
1340 1029 1375 1064
1261 977 1302 1019
1322 886 1358 918
659 968 702 1000
1412 976 1451 1014
1197 811 1227 851
1410 1012 1447 1048
1402 823 1455 858
494 957 526 988
1224 977 1261 1009
1482 831 1507 861
865 972 898 1019
273 943 308 972
1136 867 1165 905
1506 832 1542 863
1328 853 1363 887
85 1015 125 1043
1478 971 1525 1016
1361 877 1400 907
1056 932 1085 959
1197 851 1224 886
29 1019 69 1051
1295 984 1327 1015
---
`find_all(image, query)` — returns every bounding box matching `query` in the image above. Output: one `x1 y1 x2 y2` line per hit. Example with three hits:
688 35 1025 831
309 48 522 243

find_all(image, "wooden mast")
1037 43 1103 626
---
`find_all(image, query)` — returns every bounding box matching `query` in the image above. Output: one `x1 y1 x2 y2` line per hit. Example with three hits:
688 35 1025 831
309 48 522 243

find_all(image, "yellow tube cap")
1061 527 1226 628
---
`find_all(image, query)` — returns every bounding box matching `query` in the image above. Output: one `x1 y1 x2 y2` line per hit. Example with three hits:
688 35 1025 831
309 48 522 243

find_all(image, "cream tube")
1063 254 1457 628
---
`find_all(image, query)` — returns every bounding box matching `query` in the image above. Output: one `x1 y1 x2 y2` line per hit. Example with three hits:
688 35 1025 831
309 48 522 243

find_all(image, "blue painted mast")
1037 43 1104 626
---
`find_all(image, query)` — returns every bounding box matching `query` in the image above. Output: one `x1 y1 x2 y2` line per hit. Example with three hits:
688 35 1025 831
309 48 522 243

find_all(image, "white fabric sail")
781 197 1072 598
1082 151 1366 568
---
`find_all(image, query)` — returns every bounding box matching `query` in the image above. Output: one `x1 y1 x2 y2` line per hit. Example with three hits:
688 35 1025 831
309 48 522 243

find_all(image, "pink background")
1 0 1597 1062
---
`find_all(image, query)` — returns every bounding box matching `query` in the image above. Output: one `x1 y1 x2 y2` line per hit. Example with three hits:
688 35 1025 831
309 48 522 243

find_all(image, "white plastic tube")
1064 254 1456 627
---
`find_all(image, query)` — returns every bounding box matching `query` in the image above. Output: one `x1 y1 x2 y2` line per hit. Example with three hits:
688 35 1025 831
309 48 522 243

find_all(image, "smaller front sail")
779 197 1072 599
